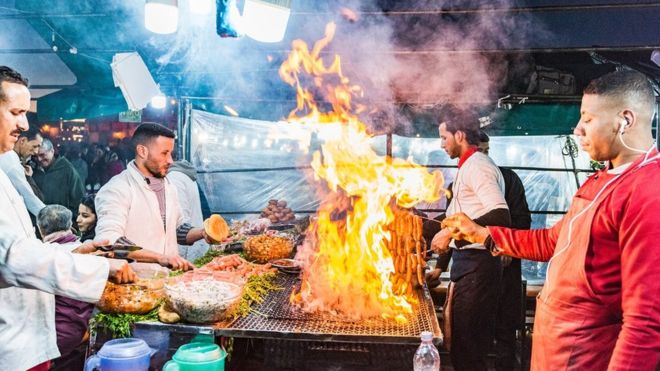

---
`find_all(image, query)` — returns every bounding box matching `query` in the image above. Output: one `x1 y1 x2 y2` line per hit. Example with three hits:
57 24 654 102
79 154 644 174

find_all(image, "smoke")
104 0 547 133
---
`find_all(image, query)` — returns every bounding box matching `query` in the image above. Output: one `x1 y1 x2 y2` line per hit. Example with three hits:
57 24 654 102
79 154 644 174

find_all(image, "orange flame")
280 23 444 322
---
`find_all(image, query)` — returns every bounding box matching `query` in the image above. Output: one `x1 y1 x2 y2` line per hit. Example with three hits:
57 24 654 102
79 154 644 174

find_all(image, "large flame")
280 23 444 322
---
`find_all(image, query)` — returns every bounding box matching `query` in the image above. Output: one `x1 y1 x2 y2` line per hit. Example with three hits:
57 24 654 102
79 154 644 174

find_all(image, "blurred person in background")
34 138 85 224
36 205 100 370
0 122 45 216
168 160 209 261
102 150 125 184
477 131 531 371
77 193 98 242
67 147 88 187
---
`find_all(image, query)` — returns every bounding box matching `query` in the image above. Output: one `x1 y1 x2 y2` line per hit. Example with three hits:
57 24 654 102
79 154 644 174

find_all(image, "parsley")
89 304 161 338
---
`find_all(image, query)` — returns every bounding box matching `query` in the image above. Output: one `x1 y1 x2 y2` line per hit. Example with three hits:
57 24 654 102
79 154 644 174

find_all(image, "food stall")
90 215 442 369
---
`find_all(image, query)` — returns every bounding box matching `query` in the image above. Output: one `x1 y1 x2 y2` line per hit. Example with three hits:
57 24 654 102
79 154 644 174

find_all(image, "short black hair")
439 106 481 145
0 66 29 102
584 70 655 116
478 131 489 143
132 123 175 148
19 123 42 141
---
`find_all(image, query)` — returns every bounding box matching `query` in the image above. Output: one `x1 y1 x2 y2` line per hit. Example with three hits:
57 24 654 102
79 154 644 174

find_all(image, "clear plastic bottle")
413 331 440 371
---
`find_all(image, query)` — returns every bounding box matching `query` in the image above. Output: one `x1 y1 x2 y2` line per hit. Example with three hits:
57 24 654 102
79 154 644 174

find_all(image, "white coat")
0 168 109 370
95 161 183 257
168 169 208 261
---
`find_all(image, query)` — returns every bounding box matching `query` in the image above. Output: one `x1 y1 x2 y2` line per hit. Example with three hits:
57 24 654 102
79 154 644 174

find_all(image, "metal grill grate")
228 274 442 344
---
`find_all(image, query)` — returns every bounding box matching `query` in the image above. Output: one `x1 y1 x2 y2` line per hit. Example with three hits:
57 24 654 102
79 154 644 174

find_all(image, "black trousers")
495 258 522 371
444 258 501 371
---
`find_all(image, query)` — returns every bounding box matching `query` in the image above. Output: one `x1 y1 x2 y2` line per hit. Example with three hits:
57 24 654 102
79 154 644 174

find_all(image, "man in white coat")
95 123 210 271
0 66 136 370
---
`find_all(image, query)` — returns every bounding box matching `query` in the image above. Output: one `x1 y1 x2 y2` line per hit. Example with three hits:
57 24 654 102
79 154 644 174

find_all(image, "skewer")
418 216 443 225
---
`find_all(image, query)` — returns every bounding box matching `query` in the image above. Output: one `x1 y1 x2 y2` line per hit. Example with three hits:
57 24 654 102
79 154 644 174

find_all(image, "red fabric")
489 150 660 370
457 146 478 168
27 360 51 371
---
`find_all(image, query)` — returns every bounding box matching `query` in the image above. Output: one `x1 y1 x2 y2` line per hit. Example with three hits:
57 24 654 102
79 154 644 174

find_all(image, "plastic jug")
84 338 155 371
163 342 227 371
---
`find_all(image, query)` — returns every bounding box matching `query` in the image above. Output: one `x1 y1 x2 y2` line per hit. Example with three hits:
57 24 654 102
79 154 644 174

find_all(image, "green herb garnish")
89 304 161 338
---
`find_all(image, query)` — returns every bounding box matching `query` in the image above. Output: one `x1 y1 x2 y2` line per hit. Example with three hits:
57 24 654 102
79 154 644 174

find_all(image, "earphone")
618 118 629 134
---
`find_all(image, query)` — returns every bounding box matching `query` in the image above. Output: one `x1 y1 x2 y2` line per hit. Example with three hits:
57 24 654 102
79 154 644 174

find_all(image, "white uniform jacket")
95 161 183 257
0 168 109 370
168 170 208 261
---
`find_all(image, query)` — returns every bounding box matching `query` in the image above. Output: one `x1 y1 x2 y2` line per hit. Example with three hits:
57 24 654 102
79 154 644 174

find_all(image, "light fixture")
242 0 291 43
188 0 214 15
151 93 167 109
145 0 179 34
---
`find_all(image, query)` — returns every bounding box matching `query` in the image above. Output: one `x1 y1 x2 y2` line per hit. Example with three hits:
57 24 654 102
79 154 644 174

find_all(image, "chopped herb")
90 304 161 338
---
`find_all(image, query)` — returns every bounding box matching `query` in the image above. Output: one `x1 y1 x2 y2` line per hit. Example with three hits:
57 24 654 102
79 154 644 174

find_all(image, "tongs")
96 244 143 262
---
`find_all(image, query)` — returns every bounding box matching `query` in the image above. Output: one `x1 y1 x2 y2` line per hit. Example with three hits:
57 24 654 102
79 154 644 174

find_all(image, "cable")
545 144 659 287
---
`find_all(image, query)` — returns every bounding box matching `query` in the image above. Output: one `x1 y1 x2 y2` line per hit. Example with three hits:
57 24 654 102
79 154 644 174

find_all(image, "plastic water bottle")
413 331 440 371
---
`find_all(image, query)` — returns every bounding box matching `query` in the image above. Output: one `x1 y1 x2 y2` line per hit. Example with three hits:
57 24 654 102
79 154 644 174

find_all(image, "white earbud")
619 119 627 134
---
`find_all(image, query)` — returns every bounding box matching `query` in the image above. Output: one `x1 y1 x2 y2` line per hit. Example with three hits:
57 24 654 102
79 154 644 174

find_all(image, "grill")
225 274 442 345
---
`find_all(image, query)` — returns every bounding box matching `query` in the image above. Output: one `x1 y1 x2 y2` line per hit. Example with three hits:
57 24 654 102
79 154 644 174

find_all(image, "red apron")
532 151 657 370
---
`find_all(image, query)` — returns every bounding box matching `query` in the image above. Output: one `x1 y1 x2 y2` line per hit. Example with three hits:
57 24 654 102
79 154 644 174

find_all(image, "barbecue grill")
221 273 442 370
226 274 442 344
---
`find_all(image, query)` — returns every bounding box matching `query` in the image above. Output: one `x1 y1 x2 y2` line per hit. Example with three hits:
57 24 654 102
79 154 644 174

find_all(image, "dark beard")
145 162 166 178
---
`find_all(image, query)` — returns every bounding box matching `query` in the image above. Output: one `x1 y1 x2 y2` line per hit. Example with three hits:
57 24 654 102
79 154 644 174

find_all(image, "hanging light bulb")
189 0 214 15
151 93 167 109
145 0 179 34
242 0 291 43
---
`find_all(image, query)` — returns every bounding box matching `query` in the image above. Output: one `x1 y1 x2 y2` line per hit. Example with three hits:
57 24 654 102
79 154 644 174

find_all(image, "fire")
280 23 444 322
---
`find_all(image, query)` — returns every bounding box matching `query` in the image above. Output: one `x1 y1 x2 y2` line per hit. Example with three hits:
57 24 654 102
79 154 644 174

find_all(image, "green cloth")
33 156 85 220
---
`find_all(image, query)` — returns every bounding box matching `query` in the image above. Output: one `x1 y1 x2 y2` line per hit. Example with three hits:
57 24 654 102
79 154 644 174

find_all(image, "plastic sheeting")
189 110 592 283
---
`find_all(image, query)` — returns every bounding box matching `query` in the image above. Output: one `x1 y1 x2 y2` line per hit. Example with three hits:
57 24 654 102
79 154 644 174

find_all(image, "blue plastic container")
84 338 155 371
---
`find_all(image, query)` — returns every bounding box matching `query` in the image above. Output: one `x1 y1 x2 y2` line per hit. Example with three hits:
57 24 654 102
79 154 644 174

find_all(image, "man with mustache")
95 123 210 271
437 70 660 369
0 65 136 371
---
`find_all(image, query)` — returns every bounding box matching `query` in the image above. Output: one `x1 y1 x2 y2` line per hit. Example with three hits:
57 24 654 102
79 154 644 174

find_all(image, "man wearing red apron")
434 70 660 370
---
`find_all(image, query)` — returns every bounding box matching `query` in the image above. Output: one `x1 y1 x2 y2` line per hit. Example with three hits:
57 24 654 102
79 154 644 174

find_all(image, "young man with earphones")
437 70 660 370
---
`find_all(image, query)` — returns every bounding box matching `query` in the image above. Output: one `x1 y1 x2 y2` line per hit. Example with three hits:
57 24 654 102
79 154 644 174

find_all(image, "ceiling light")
189 0 214 15
151 93 167 109
242 0 291 43
145 0 179 34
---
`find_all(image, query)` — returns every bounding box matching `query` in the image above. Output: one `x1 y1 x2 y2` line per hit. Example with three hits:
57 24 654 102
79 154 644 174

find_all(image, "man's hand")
23 165 33 177
72 239 110 254
158 255 195 271
201 228 216 244
431 228 452 255
425 267 442 287
107 259 137 284
441 212 490 245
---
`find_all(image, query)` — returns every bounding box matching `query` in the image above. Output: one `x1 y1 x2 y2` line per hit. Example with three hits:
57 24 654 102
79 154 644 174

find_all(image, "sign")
119 110 142 123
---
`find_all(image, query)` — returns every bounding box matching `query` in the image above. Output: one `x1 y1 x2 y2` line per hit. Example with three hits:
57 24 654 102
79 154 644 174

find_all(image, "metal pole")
176 98 184 161
183 99 192 161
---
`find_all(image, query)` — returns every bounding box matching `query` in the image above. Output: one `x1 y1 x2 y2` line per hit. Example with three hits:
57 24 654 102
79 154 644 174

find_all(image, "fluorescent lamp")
242 0 291 43
189 0 214 15
151 93 167 109
145 0 179 34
